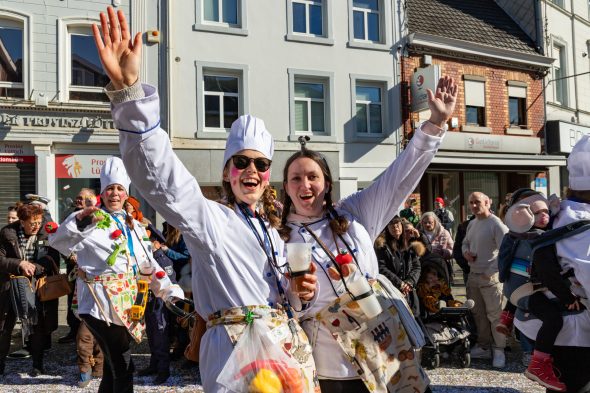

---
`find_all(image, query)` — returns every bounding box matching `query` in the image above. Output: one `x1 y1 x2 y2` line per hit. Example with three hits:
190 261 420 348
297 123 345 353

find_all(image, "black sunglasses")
231 155 272 172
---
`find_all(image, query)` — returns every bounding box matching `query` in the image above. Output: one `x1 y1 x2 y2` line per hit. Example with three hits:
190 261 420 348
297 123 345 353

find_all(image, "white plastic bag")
217 319 308 393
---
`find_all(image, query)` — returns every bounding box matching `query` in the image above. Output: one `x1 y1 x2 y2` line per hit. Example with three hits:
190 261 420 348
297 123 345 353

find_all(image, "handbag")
35 256 72 302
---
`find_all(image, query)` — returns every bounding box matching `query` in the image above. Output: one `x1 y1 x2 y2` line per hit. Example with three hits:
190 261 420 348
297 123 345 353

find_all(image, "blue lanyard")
237 204 293 319
110 212 135 257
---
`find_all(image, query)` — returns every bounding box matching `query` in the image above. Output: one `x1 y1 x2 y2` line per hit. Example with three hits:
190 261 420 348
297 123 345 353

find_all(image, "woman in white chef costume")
49 157 183 393
91 7 319 393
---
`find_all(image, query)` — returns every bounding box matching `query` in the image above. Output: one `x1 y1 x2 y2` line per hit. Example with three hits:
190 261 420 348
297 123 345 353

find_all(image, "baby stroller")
417 260 472 369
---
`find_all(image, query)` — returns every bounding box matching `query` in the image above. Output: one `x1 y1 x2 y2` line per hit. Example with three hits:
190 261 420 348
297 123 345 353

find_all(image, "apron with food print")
208 305 320 392
308 280 429 393
92 270 145 343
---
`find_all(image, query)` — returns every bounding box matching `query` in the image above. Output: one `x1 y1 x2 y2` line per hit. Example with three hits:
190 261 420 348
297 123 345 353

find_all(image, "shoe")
78 370 92 388
153 370 170 385
7 348 30 359
495 310 515 336
492 349 506 368
524 356 567 392
57 331 76 344
137 366 157 377
470 345 491 359
29 367 44 377
522 352 532 367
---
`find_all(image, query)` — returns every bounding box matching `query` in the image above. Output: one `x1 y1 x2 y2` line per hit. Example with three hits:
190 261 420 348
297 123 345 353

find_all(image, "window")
508 84 527 128
288 69 334 140
294 81 325 133
464 79 486 126
553 44 568 106
292 0 323 36
352 0 380 42
195 0 247 35
0 13 27 99
550 0 564 8
203 74 239 129
355 84 382 134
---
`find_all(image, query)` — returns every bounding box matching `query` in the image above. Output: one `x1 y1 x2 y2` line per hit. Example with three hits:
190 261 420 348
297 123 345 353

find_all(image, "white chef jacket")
110 84 292 392
49 211 183 325
515 199 590 347
288 126 444 379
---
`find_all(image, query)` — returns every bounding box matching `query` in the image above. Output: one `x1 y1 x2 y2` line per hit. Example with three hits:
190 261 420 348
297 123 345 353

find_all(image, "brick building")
401 0 562 226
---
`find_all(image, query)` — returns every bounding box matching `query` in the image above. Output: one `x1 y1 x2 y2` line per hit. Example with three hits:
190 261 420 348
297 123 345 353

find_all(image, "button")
266 272 272 277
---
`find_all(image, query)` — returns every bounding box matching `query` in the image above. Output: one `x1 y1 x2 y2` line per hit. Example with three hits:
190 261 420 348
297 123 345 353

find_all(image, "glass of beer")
286 243 312 293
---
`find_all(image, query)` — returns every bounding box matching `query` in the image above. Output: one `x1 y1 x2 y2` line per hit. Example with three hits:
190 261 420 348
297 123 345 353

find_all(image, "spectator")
434 197 454 235
0 204 60 376
400 197 420 226
462 192 508 368
452 215 475 285
124 196 151 227
420 212 454 283
6 205 20 225
375 216 424 315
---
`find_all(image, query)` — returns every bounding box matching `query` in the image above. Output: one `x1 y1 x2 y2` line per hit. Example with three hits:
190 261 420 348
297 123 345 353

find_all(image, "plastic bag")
217 319 307 393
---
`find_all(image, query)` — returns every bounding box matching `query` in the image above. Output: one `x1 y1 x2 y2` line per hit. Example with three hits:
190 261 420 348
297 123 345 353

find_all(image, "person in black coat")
0 204 60 376
374 216 425 315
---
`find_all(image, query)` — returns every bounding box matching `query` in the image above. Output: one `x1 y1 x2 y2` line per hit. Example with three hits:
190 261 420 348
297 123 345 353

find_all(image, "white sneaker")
521 352 532 367
470 345 491 359
492 349 506 368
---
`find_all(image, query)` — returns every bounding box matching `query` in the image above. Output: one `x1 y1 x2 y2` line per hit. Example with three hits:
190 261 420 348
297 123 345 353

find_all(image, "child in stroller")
417 262 474 369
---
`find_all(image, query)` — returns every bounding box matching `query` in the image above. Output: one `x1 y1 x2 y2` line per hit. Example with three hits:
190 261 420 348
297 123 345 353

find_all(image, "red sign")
55 154 110 178
0 156 35 164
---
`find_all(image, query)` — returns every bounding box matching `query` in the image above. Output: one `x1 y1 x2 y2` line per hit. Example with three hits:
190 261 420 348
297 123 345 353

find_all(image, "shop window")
463 171 499 216
464 79 486 127
508 85 527 128
203 73 240 130
553 43 568 106
0 12 28 99
355 83 382 134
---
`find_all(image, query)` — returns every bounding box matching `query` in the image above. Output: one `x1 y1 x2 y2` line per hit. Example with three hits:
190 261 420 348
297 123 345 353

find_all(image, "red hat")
434 197 445 206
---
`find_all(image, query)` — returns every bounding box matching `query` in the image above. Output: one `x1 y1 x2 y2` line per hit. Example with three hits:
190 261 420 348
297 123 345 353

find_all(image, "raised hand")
92 7 142 90
426 76 458 128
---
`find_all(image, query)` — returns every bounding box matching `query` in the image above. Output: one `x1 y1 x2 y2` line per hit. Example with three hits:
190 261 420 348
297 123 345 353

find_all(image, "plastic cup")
287 243 312 292
346 276 382 319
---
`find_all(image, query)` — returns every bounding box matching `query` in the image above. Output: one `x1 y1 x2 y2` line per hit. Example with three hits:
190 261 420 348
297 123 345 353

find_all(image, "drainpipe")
571 0 580 122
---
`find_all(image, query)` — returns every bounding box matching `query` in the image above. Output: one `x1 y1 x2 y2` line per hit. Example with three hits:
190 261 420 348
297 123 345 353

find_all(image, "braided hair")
279 136 349 241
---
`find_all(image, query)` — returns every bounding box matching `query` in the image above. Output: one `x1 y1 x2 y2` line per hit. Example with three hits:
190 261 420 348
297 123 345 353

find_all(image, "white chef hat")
568 134 590 191
222 115 274 171
100 157 131 193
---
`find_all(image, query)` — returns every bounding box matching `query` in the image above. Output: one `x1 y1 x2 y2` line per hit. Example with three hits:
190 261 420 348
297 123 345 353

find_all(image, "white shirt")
289 126 444 379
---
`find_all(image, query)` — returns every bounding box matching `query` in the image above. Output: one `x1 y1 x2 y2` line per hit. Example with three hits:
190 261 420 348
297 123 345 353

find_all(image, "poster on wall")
55 154 111 178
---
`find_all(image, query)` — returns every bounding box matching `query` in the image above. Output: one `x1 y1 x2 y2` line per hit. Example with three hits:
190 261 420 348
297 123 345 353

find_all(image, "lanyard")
237 204 293 318
109 211 135 257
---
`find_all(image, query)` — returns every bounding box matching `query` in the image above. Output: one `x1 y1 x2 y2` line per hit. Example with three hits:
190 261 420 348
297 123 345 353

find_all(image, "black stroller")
417 260 472 369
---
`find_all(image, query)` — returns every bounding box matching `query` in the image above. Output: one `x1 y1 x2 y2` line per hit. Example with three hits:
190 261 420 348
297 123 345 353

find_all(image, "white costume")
107 84 309 392
287 127 444 378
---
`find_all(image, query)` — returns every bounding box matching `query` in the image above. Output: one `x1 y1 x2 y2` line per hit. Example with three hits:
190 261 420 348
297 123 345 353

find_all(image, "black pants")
319 379 370 393
65 263 80 333
81 314 134 393
528 292 563 354
0 308 48 370
551 346 590 393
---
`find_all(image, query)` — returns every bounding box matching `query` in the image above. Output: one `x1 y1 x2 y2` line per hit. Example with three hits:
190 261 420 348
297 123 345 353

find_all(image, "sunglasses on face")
231 155 272 172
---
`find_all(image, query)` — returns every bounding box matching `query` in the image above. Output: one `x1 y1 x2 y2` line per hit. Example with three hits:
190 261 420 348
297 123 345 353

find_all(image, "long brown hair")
221 163 281 229
376 216 409 252
165 224 182 246
279 149 348 241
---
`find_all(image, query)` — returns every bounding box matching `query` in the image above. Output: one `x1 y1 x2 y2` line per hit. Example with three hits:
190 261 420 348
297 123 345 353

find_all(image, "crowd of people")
0 5 589 393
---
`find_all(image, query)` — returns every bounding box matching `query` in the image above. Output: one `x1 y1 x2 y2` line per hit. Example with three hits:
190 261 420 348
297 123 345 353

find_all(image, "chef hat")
222 115 274 171
568 134 590 190
100 157 131 193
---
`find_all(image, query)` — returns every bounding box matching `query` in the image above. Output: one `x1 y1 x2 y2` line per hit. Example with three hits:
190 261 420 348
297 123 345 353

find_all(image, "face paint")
230 167 240 178
260 170 270 182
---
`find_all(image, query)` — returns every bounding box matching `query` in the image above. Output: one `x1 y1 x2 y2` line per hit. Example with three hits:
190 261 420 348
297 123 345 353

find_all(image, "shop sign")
411 65 440 112
465 135 500 151
545 120 590 154
55 154 112 178
0 155 35 164
440 131 540 154
535 177 548 197
0 142 31 155
0 113 115 130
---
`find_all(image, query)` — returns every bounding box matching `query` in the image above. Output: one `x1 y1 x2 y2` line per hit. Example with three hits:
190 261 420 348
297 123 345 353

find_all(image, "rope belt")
207 304 286 328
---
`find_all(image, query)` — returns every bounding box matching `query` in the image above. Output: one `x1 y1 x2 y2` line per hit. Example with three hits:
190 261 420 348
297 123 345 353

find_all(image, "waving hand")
92 7 142 90
422 76 458 134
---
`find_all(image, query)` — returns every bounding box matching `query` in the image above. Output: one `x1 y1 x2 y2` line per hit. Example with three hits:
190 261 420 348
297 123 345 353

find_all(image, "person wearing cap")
515 134 590 393
279 76 457 392
92 8 319 392
49 157 183 392
433 197 454 235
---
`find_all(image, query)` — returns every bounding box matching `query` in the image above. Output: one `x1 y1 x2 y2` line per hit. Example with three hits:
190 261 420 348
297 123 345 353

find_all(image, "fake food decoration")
93 210 112 229
44 221 59 234
241 360 304 393
110 229 123 240
334 249 353 266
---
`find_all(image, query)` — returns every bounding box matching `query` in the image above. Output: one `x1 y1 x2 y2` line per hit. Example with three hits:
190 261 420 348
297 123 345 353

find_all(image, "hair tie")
298 135 310 152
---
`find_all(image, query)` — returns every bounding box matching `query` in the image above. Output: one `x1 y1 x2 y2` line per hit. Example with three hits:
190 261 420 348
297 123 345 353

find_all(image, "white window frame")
551 38 569 107
347 0 391 51
58 17 109 104
194 0 248 36
195 61 249 138
286 0 334 46
350 75 391 140
288 68 335 142
0 9 31 101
